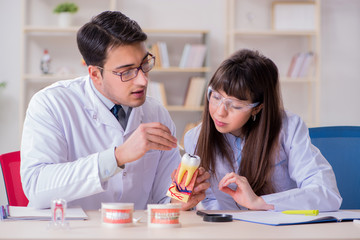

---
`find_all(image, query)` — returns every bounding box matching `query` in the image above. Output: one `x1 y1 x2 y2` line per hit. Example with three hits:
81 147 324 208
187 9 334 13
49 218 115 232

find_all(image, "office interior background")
0 0 359 206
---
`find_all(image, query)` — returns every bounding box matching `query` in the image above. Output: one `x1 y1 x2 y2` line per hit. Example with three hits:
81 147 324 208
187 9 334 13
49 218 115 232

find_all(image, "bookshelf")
226 0 321 126
20 0 118 130
20 1 209 140
148 29 210 110
146 30 210 140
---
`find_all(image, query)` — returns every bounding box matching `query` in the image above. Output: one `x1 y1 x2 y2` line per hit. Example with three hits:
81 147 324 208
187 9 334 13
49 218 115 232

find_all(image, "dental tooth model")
166 153 201 203
177 153 201 187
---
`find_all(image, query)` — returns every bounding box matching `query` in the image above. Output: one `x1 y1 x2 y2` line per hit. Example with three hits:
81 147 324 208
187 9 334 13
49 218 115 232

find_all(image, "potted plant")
53 2 79 27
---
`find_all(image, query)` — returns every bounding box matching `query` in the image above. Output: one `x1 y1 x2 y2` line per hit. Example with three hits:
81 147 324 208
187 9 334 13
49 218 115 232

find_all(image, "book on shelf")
286 53 299 77
287 52 315 78
149 43 161 68
298 52 315 77
147 81 167 106
179 44 191 68
157 41 170 68
184 77 206 107
149 42 170 68
179 44 207 68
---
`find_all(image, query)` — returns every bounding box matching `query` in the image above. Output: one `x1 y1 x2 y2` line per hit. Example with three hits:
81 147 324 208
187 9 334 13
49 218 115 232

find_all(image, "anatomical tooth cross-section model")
166 153 201 203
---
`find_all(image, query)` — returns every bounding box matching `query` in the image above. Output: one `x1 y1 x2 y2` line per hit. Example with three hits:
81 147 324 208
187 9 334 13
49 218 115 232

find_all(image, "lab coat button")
123 172 127 176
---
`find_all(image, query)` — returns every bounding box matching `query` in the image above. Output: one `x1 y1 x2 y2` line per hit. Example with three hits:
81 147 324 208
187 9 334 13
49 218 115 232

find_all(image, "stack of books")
287 52 315 78
179 44 207 68
183 76 206 107
147 81 167 106
149 42 170 68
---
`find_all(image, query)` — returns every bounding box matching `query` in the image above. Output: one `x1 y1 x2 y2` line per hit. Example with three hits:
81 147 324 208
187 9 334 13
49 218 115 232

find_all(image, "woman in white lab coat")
184 49 342 211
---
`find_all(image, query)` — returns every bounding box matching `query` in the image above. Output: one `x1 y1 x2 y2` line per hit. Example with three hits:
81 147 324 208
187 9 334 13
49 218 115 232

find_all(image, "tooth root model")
166 153 201 203
177 153 201 187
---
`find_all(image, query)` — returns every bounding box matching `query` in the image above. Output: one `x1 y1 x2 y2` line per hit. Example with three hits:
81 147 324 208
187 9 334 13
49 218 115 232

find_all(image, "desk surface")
1 210 360 240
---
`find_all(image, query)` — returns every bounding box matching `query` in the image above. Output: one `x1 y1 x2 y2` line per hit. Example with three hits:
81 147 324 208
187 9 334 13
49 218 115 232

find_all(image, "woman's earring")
252 114 256 121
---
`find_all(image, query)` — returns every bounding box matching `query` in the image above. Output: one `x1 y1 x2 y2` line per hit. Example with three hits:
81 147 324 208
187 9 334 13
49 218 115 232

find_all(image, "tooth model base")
166 163 199 203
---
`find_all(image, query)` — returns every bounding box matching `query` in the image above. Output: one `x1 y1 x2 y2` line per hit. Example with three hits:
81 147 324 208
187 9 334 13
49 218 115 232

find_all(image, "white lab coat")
184 111 342 211
21 76 181 210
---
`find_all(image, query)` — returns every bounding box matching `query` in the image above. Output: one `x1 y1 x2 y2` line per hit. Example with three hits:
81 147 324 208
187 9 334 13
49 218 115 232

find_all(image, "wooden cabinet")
226 0 321 126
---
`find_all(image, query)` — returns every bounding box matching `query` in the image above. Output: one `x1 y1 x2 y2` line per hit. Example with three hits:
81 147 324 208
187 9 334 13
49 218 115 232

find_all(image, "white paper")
8 206 88 220
230 210 360 226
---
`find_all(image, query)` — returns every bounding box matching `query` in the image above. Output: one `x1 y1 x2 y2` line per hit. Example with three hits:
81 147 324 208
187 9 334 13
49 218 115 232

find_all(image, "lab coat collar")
125 105 143 135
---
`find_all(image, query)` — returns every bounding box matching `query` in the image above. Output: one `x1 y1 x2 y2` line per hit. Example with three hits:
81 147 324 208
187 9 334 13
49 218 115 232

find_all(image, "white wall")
0 0 359 206
0 0 22 205
320 0 360 125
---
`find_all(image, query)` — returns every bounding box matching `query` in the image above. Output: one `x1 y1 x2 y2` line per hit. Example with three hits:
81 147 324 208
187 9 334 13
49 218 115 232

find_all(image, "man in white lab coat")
20 11 210 210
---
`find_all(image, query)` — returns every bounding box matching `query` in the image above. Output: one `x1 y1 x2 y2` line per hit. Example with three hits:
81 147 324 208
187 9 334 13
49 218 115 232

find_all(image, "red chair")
0 151 29 206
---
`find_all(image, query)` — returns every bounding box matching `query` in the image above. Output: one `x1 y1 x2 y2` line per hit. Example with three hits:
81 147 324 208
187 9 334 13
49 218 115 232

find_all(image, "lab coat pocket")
142 150 161 194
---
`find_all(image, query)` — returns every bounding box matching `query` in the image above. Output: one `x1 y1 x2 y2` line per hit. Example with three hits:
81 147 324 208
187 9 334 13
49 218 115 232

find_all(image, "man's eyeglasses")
97 53 156 82
207 86 259 112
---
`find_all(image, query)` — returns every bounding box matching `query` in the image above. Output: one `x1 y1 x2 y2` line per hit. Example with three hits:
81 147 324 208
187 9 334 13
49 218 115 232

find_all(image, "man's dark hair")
77 11 147 67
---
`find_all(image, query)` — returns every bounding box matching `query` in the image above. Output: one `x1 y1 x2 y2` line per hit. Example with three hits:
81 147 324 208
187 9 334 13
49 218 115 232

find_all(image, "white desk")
0 210 360 240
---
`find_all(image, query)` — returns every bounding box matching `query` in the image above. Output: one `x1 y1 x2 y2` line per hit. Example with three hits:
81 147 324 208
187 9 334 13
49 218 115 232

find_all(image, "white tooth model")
166 153 201 203
177 153 201 187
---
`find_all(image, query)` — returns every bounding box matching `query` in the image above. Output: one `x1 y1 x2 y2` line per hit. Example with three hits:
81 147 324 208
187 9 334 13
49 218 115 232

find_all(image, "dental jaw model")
167 153 201 202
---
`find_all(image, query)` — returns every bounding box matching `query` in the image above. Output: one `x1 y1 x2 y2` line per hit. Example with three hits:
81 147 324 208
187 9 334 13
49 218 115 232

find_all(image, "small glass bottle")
40 49 51 74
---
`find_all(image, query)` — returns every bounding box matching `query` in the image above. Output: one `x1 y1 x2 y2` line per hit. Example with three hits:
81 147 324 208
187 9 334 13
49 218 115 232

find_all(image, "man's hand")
218 172 274 210
115 122 177 166
171 167 211 211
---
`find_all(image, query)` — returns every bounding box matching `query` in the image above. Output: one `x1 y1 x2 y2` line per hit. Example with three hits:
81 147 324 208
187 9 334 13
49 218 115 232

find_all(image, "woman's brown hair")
195 49 284 196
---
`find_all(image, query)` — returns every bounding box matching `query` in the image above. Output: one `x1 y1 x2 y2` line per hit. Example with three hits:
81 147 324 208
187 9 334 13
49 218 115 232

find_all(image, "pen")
282 210 319 216
5 205 9 218
0 205 6 220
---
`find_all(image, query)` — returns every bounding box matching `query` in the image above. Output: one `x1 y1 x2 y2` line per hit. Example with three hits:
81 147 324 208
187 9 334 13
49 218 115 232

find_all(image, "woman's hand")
171 167 210 211
218 172 274 210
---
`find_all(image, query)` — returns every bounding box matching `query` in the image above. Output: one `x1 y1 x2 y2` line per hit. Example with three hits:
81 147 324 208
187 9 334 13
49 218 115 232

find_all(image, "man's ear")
88 65 102 86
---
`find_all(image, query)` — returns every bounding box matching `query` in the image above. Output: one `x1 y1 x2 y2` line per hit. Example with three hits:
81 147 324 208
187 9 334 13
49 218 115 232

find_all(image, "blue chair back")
309 126 360 209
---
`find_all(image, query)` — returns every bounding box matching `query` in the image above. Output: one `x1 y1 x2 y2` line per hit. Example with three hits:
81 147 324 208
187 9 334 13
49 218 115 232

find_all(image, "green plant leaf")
53 2 79 14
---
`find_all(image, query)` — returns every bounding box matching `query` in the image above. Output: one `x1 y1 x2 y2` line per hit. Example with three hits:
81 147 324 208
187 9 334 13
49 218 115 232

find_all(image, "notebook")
4 206 88 221
230 210 360 226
